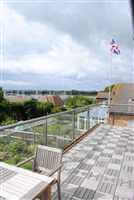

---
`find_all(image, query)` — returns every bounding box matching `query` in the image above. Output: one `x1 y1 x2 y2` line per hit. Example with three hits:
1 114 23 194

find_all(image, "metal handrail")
0 103 108 165
2 103 133 131
0 104 99 131
1 103 133 131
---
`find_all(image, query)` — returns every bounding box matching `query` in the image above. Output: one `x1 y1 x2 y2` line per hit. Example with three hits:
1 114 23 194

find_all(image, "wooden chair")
17 145 63 200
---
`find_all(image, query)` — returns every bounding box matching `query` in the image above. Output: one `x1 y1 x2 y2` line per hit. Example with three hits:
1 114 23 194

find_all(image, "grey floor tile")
64 174 84 185
73 187 95 200
52 192 72 200
55 125 134 200
61 183 79 195
93 192 113 200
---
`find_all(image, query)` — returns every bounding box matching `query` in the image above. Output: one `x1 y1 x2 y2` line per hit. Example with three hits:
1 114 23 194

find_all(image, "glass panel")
47 112 73 149
0 104 109 167
74 111 82 138
0 128 35 166
74 110 88 137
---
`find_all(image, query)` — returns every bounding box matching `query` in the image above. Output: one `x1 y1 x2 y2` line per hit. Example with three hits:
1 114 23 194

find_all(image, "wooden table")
0 162 54 200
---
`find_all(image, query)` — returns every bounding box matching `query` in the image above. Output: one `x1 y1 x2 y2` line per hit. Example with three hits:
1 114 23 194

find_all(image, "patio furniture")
0 162 54 200
18 145 63 200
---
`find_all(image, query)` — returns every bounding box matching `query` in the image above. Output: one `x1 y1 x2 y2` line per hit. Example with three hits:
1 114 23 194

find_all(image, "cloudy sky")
0 0 133 90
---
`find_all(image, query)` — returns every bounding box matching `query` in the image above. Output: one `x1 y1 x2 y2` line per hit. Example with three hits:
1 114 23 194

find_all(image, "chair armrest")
48 164 63 176
17 156 35 167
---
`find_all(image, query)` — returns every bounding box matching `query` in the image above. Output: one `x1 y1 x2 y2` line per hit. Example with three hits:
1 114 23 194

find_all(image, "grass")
22 162 33 170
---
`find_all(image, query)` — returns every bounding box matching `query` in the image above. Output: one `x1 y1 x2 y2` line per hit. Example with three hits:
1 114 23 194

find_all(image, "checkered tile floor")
52 124 134 200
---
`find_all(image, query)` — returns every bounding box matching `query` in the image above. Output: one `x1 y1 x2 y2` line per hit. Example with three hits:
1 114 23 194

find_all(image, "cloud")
1 1 133 90
0 80 32 86
5 34 102 76
7 1 132 48
3 5 103 77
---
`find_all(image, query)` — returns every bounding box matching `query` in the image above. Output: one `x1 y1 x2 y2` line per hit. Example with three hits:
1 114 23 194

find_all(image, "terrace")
0 104 134 199
53 124 134 200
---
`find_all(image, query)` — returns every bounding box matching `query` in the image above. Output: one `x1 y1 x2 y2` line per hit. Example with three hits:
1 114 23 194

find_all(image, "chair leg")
57 181 61 200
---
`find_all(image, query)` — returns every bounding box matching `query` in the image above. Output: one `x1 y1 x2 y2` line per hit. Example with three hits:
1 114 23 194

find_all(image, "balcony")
0 104 134 199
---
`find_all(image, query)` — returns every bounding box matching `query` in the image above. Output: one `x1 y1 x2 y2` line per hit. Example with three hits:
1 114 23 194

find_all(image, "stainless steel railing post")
87 108 90 130
72 111 75 140
45 114 48 145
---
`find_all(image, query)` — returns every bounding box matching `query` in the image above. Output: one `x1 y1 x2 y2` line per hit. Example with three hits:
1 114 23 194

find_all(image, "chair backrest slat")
35 145 62 172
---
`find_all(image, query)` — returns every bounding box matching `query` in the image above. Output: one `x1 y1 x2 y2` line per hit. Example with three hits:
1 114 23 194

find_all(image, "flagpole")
108 48 112 125
108 51 112 106
129 36 133 83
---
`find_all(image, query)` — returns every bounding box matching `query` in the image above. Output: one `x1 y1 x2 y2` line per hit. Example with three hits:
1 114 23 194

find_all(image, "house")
109 83 134 126
5 95 31 103
39 95 64 107
96 92 109 103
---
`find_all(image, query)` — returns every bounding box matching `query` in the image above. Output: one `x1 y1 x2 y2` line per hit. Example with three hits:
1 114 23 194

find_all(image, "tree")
52 106 62 113
24 99 38 119
24 99 54 119
0 87 4 102
9 102 25 121
1 117 16 126
104 84 115 92
0 101 10 123
65 96 77 108
36 102 53 116
65 96 94 109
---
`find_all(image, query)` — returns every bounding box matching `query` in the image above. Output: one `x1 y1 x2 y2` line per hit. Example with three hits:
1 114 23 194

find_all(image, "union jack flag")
110 39 120 55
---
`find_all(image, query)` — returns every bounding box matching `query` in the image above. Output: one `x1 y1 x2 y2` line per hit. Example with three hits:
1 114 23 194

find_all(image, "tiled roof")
40 95 64 106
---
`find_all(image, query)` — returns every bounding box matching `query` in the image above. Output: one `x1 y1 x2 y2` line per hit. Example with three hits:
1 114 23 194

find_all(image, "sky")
0 0 133 90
